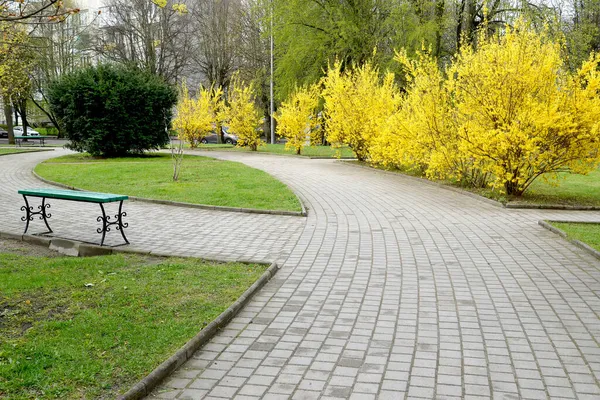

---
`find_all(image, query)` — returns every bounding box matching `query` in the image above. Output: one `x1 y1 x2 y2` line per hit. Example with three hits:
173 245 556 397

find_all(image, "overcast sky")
77 0 103 9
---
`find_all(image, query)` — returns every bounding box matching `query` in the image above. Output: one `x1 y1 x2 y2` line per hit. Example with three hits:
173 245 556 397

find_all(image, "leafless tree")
94 0 192 83
188 0 243 90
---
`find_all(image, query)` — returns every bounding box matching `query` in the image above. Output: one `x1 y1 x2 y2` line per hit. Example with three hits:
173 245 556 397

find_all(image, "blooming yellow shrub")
321 61 399 161
449 21 600 195
225 77 263 151
276 84 321 155
173 82 221 148
372 21 600 195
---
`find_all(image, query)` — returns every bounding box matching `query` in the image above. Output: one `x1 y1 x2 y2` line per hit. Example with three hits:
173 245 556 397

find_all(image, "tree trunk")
434 0 445 57
4 96 14 145
504 180 523 197
30 96 63 138
18 97 29 137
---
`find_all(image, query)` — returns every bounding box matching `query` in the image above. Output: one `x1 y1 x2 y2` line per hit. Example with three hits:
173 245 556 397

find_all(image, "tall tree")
0 22 35 144
189 0 241 90
272 0 429 100
95 0 192 83
28 3 95 137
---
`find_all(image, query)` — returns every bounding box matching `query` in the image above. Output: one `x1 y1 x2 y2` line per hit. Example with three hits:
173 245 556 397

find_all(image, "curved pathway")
1 149 600 399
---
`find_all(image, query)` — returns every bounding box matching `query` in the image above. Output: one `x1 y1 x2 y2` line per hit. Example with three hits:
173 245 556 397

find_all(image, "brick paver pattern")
1 149 599 399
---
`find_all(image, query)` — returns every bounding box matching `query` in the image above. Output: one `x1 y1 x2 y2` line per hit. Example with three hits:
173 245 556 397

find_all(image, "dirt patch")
0 237 61 257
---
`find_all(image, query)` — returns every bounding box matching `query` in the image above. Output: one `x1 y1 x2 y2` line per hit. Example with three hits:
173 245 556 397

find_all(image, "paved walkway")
1 149 600 399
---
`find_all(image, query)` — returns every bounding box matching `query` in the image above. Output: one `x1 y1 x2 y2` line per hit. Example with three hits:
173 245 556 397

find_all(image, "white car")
13 126 41 136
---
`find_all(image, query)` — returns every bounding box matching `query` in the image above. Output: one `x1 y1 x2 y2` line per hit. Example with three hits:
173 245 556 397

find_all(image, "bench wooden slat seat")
19 188 128 203
18 188 130 247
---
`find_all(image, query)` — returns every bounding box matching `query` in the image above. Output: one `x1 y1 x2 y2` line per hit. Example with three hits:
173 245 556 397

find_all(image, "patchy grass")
195 143 356 158
35 153 301 212
0 251 266 399
549 222 600 251
346 161 600 207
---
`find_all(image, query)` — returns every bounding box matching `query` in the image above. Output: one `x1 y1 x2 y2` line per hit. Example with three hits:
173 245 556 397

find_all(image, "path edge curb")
0 148 54 157
339 160 504 208
341 161 600 211
538 220 600 261
31 170 307 217
117 261 279 400
191 148 356 160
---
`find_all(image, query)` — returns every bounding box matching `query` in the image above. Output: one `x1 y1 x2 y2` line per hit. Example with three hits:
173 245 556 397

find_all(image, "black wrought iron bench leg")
97 201 129 246
21 195 52 234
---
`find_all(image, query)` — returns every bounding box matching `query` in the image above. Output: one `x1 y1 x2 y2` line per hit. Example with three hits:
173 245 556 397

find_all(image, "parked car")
0 128 7 138
200 127 238 145
13 126 41 136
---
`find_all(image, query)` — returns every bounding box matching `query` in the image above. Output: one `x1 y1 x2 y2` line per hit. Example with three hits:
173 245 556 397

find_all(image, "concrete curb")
0 148 54 156
339 160 504 208
538 220 600 261
341 161 600 211
0 231 269 264
31 170 307 217
507 203 600 211
117 262 279 400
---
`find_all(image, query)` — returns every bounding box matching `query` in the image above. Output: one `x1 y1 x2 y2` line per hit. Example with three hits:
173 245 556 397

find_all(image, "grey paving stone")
3 150 599 400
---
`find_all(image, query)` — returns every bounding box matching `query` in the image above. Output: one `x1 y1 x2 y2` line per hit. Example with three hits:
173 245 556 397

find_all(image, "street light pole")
270 0 275 144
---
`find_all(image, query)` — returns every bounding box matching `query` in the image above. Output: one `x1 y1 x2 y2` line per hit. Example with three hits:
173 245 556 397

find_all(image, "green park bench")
18 188 130 247
15 136 47 147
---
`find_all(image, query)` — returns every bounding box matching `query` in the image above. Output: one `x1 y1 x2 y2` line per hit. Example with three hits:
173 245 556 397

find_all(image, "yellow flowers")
173 81 221 148
323 20 600 196
321 61 399 161
224 76 263 151
276 84 321 155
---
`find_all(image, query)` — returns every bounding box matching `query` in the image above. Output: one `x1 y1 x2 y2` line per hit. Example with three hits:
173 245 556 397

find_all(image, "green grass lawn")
460 170 600 206
0 252 266 399
549 222 600 251
519 170 600 206
35 153 301 212
195 143 356 158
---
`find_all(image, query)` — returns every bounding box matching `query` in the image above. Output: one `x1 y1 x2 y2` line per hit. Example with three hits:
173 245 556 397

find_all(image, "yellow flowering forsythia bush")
173 82 222 148
321 61 399 161
448 24 600 195
276 84 321 155
225 77 263 151
324 20 600 196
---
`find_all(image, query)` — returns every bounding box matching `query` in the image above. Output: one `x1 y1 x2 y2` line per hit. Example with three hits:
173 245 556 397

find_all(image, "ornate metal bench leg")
116 201 129 245
21 195 32 234
40 198 52 233
97 203 109 246
21 195 52 234
96 202 128 246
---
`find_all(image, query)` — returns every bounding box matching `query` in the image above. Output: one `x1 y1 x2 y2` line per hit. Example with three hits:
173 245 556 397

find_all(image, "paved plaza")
1 149 600 399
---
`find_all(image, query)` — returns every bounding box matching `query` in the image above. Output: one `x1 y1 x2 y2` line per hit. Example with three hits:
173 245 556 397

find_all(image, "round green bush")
48 64 177 157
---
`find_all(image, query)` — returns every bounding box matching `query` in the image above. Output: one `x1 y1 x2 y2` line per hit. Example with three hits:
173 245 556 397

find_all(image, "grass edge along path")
194 143 356 158
35 153 302 212
548 221 600 252
0 148 52 156
346 160 600 208
0 251 267 399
